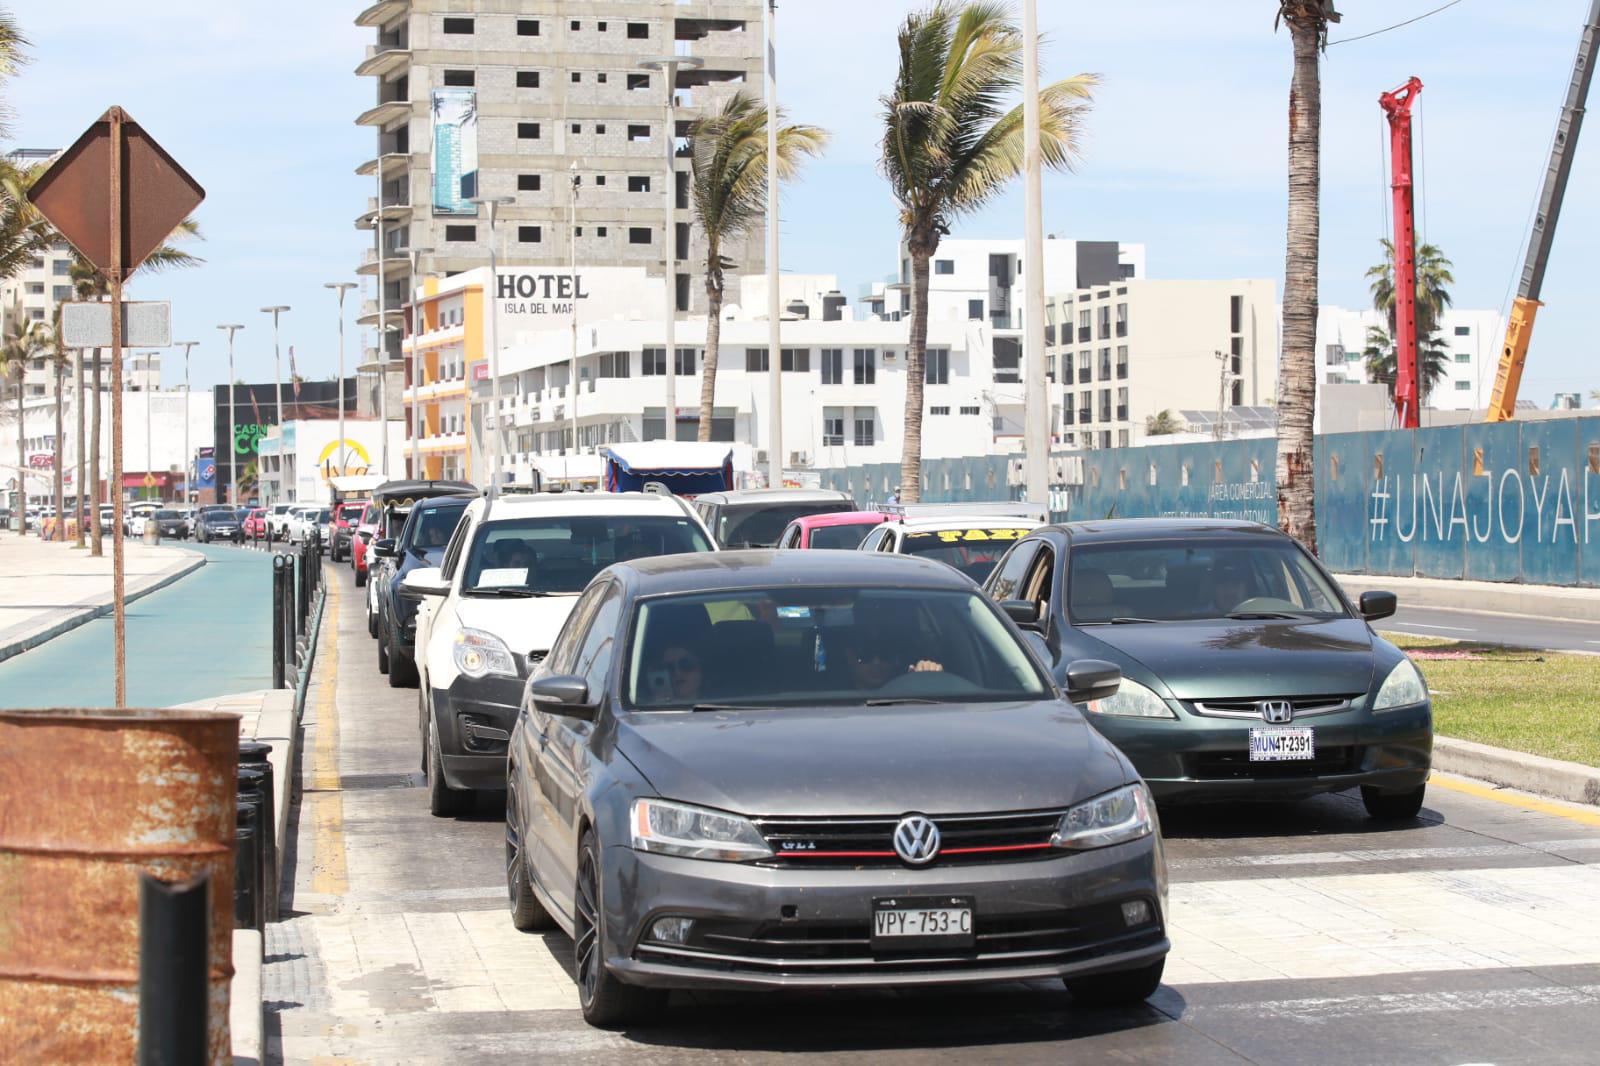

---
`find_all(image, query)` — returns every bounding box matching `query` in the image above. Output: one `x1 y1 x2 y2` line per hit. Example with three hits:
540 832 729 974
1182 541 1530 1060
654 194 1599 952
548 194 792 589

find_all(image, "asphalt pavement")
1384 604 1600 654
267 562 1600 1064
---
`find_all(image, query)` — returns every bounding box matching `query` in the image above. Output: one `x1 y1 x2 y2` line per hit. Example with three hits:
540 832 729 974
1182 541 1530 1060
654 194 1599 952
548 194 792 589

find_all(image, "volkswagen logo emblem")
1259 699 1294 724
893 814 941 865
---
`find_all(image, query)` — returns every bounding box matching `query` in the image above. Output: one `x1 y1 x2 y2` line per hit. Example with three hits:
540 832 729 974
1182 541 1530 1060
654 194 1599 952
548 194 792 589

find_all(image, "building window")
641 348 666 376
1118 430 1129 448
518 122 540 140
676 347 696 375
597 226 608 237
781 348 810 372
51 260 70 276
1098 348 1112 380
597 21 608 32
598 352 630 378
597 72 607 83
442 69 475 87
822 408 844 446
627 22 648 39
960 405 980 416
745 347 769 372
571 123 582 133
1115 303 1128 337
571 72 582 83
934 259 954 275
820 348 843 385
1077 350 1091 383
516 70 540 89
925 347 948 385
853 408 875 447
574 226 583 236
1116 387 1129 421
518 226 541 243
1099 388 1112 422
25 282 42 294
1097 305 1111 340
1455 380 1472 390
52 285 72 301
628 227 651 245
517 173 541 191
628 73 649 91
1116 345 1128 379
962 298 982 321
1078 308 1091 343
628 124 650 141
442 17 474 34
1063 397 1075 425
930 406 950 415
517 19 539 36
1454 325 1471 336
628 175 650 193
595 126 606 137
853 348 875 385
1455 352 1471 363
444 224 476 242
570 20 580 31
1230 294 1243 334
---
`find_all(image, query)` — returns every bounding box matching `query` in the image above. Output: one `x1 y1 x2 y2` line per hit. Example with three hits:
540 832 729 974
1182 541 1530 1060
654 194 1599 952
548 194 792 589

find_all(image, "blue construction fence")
819 415 1600 587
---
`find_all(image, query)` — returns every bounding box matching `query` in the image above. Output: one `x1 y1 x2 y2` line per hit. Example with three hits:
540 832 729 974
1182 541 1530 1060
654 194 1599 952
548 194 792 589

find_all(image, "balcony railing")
1078 408 1091 423
1078 327 1091 343
1116 362 1128 380
1078 368 1091 383
1116 322 1127 338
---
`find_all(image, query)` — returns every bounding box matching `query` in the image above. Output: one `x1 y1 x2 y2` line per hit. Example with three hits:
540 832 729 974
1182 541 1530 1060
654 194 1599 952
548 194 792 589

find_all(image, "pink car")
775 510 889 550
351 503 378 586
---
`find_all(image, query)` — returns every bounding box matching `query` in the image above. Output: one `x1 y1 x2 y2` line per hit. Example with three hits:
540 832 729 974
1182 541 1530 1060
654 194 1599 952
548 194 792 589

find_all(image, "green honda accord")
983 519 1431 819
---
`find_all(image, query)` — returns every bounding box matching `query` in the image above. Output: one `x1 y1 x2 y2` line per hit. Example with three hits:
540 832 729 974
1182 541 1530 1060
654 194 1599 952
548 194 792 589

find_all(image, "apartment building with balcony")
353 0 765 380
1315 306 1505 412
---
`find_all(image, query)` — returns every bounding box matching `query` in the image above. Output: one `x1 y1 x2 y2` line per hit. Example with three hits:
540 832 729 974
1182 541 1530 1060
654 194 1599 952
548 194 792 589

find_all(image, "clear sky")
6 0 1596 405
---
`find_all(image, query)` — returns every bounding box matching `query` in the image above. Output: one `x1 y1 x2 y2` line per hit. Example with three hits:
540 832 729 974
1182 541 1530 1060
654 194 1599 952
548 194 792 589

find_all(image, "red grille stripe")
773 842 1054 860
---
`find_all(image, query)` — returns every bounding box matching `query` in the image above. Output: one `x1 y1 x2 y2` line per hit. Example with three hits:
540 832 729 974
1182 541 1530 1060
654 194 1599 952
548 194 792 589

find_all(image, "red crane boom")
1379 76 1423 429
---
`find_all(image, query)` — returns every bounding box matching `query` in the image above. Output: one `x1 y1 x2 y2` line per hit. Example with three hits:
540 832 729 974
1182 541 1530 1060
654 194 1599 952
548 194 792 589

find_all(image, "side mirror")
1001 599 1042 629
1064 659 1122 705
399 566 449 601
528 674 596 720
1359 591 1397 622
371 538 397 559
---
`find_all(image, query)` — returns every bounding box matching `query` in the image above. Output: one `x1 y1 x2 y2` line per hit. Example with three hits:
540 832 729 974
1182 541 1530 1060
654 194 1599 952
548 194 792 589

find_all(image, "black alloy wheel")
505 782 556 931
574 832 665 1027
426 717 471 817
376 619 390 673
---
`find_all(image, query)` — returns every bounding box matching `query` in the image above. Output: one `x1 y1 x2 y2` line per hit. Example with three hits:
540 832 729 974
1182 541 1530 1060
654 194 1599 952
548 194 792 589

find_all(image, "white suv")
403 491 715 815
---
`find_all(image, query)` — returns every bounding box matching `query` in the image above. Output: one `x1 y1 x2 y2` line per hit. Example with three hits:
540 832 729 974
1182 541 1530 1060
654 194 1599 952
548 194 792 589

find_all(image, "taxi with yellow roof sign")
855 501 1047 584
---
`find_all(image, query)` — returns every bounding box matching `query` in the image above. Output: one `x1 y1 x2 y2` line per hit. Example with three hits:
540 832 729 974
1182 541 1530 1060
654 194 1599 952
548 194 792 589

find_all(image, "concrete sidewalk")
0 536 205 662
1337 572 1600 622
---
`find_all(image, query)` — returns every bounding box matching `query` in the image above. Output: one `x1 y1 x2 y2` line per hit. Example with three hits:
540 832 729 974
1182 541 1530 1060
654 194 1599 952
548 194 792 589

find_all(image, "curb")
0 549 207 664
1433 735 1600 807
230 928 263 1066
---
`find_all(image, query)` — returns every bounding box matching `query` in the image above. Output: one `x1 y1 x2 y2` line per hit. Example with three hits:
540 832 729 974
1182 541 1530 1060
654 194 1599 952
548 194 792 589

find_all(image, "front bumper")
1089 702 1432 802
601 840 1167 991
431 674 523 791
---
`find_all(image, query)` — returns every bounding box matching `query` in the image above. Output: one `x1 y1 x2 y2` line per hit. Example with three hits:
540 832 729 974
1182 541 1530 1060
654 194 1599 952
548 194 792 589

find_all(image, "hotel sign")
490 267 664 346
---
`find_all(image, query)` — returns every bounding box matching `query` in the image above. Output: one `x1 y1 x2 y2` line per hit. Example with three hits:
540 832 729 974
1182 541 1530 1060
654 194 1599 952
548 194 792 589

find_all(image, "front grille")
750 809 1064 868
635 901 1160 975
1190 695 1360 720
1192 745 1363 779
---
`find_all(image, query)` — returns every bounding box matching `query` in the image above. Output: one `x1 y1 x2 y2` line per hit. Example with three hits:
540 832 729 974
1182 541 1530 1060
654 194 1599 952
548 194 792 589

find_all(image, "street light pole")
468 196 514 495
176 341 197 503
405 246 433 478
1022 0 1048 507
568 163 580 456
145 356 153 503
218 325 243 504
639 54 703 443
260 305 289 499
764 0 783 489
324 283 357 476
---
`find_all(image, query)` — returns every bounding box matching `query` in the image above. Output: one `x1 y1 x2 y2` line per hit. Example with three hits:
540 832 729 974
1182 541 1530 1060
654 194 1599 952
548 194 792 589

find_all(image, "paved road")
0 540 274 708
269 566 1600 1064
1385 604 1600 654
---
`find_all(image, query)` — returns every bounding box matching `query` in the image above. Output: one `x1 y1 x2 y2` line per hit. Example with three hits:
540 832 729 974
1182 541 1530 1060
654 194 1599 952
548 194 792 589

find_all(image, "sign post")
27 107 205 707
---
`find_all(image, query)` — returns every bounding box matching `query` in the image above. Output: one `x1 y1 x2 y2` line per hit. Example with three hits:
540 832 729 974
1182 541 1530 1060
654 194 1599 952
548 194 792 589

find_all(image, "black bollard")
137 872 211 1066
271 555 287 689
239 742 277 922
234 803 259 929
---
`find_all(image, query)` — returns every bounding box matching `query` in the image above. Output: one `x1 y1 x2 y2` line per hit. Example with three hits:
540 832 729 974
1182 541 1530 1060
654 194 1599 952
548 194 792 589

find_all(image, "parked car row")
338 483 1431 1028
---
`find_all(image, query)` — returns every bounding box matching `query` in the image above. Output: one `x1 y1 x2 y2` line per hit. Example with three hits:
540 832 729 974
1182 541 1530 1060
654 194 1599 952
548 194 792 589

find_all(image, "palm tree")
1 301 47 527
880 1 1095 501
0 9 29 143
1362 325 1450 405
1143 409 1184 436
1272 0 1339 553
1366 238 1454 336
687 91 827 442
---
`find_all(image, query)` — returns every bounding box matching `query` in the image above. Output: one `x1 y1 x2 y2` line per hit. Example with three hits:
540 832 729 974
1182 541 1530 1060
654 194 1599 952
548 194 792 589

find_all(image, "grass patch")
1382 632 1600 767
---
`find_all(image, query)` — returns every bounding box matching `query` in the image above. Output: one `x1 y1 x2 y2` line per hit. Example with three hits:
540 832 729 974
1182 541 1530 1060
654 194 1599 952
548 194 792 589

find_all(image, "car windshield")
405 504 466 551
718 502 852 548
624 586 1050 710
156 510 179 519
1067 539 1349 624
464 514 712 596
809 522 878 550
900 527 1033 584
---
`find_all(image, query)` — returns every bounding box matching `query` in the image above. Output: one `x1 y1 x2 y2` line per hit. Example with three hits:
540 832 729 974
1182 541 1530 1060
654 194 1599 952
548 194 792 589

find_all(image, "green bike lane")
0 541 277 709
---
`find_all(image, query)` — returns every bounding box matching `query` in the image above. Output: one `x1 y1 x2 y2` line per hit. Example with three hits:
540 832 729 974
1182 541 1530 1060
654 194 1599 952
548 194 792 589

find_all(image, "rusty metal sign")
26 107 204 278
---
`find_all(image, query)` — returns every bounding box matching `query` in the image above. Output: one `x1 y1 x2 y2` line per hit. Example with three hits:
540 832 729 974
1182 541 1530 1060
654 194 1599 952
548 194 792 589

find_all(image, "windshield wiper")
1226 611 1307 620
465 587 545 598
691 703 776 713
864 697 941 706
1080 617 1163 625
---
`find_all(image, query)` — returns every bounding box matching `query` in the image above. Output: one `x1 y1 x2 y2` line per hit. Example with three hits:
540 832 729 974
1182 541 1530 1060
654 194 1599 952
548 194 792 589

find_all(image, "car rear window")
717 501 853 548
809 522 878 550
463 514 712 596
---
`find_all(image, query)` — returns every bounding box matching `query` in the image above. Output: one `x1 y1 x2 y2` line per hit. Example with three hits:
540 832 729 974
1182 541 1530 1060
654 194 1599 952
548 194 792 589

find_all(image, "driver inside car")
843 630 943 690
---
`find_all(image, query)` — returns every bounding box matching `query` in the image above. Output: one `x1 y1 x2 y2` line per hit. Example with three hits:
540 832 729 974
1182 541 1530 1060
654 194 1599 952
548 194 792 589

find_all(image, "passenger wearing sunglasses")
646 642 705 702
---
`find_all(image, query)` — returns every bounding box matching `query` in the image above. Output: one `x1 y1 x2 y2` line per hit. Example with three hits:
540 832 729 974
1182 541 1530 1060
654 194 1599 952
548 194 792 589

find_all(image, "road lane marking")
1394 622 1474 633
1197 982 1600 1020
1429 771 1600 828
311 573 348 897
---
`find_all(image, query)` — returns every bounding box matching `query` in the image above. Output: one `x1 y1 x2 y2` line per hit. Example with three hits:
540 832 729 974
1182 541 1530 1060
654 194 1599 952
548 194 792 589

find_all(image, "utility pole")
324 282 356 476
764 0 783 489
568 163 580 456
469 196 514 495
260 304 289 498
1021 0 1048 505
1214 349 1234 441
405 247 432 478
218 325 243 504
176 341 196 503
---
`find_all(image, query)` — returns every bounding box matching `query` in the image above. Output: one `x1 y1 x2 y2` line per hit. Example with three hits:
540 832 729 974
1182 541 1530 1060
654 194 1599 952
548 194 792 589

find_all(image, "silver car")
505 550 1168 1027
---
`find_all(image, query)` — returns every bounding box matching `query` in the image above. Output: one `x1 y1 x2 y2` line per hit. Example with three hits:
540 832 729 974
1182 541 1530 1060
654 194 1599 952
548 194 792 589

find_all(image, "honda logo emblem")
1259 699 1294 724
892 814 941 865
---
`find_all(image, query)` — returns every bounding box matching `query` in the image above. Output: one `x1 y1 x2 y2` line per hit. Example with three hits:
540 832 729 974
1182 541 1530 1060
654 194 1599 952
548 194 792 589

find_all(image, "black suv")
373 496 474 688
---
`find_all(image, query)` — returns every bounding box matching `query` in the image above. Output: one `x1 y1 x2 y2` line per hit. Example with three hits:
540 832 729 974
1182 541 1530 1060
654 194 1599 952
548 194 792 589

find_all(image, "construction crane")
1380 76 1423 429
1486 0 1600 422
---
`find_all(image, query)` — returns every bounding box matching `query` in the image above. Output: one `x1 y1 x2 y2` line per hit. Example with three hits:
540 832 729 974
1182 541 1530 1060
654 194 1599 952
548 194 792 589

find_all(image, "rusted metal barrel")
0 708 239 1064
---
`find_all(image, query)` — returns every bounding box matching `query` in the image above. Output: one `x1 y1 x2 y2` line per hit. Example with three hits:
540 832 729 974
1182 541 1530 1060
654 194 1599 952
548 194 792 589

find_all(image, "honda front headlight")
1052 783 1155 850
1082 678 1176 718
1373 658 1427 711
630 799 773 862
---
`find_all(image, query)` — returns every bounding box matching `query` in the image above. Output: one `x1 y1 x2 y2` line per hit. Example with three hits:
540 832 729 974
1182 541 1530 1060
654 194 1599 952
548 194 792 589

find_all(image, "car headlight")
1082 678 1176 718
1373 658 1427 711
452 627 518 679
630 798 773 862
1052 783 1154 850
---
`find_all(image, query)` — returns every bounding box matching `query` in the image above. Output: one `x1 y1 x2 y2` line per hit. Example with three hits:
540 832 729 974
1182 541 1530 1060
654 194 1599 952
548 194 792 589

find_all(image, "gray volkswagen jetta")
506 550 1169 1027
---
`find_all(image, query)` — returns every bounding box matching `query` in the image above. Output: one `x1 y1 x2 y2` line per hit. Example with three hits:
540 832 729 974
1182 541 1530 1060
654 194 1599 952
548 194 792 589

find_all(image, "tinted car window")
809 523 875 550
1067 539 1348 624
403 503 467 552
717 502 852 548
624 586 1049 709
464 515 712 596
988 539 1042 600
900 527 1033 584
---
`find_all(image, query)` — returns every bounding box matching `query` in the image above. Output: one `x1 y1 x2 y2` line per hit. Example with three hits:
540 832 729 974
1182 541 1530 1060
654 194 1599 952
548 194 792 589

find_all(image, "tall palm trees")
2 300 46 527
687 91 826 442
880 1 1095 502
1273 0 1339 552
1364 239 1455 407
1362 326 1450 405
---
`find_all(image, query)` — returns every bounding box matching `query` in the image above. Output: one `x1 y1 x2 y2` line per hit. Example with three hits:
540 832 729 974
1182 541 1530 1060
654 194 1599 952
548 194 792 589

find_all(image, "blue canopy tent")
600 442 734 497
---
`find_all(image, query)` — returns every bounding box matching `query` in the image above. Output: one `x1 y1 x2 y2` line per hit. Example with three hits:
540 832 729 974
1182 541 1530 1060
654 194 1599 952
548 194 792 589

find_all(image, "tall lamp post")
260 306 290 498
638 54 703 443
323 282 356 476
217 325 243 504
405 246 433 478
175 341 197 502
763 0 783 488
468 196 513 495
1021 0 1048 505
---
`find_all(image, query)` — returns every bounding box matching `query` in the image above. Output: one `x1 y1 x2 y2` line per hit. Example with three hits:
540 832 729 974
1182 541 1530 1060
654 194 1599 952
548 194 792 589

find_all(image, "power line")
1328 0 1466 46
